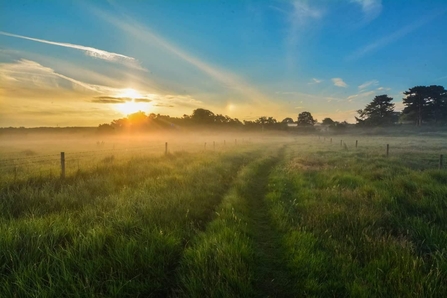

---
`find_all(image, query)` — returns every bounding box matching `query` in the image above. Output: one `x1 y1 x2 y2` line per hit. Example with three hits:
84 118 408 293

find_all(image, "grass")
0 134 446 297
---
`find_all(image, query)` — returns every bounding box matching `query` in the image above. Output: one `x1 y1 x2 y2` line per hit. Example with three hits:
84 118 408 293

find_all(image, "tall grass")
265 143 447 297
1 135 446 297
0 149 261 296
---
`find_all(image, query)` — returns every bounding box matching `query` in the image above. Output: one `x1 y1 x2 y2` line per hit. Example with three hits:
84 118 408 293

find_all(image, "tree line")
98 84 446 133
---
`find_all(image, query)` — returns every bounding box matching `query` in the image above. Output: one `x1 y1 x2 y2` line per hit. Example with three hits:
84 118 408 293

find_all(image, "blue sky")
1 0 446 126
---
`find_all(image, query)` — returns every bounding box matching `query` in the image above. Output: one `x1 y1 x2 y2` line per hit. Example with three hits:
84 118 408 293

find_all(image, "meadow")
0 131 446 297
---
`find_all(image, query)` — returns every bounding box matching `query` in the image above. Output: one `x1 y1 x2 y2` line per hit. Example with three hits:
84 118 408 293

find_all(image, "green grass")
1 134 446 297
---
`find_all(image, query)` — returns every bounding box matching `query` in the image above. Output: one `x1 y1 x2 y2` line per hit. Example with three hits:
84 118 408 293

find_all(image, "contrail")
0 31 144 70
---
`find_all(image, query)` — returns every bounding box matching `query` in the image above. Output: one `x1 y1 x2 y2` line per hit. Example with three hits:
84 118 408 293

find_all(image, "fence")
0 139 252 181
1 136 445 182
318 136 445 170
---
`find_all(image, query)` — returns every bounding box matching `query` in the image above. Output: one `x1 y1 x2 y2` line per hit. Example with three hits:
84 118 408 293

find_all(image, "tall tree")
322 117 335 126
191 108 215 124
297 111 317 126
356 95 395 126
281 117 294 123
402 85 447 125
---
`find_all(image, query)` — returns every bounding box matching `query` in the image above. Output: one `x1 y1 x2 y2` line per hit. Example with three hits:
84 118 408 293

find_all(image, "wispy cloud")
347 9 447 61
346 90 375 102
358 80 379 90
350 0 382 21
308 78 323 85
290 1 323 24
92 96 152 104
0 59 198 109
0 31 145 70
332 78 348 88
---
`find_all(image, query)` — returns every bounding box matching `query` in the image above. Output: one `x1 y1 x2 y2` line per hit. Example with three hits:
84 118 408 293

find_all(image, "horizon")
1 0 447 127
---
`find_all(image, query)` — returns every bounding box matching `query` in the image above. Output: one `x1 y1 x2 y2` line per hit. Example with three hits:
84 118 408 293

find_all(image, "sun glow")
114 88 152 115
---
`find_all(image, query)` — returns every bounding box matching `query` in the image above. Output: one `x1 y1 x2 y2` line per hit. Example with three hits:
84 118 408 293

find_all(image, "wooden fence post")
60 152 65 179
355 140 358 148
386 144 389 157
330 138 332 144
165 142 168 155
440 154 443 169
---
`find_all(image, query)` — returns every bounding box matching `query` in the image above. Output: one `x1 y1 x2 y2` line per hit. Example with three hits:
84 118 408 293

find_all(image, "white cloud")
377 87 391 91
350 0 382 21
290 1 323 23
0 31 145 70
358 80 379 90
308 78 323 85
332 78 348 88
346 90 375 102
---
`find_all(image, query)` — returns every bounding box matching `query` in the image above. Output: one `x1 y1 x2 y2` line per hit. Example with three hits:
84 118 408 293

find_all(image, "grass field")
1 133 446 297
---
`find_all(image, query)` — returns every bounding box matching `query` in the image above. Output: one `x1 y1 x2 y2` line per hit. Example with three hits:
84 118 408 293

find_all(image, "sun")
114 88 152 115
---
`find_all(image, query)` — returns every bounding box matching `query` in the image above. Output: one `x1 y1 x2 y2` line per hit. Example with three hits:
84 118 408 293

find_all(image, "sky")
1 0 447 127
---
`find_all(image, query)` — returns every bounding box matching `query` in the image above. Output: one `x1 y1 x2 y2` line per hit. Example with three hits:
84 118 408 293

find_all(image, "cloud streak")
350 0 382 21
91 8 281 112
332 78 348 88
0 31 145 70
358 80 379 90
347 9 447 61
92 96 152 104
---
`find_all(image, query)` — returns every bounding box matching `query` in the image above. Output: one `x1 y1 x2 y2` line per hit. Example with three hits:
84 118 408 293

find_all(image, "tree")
402 85 447 125
191 108 215 124
281 117 294 123
322 118 335 126
297 111 317 126
356 95 395 126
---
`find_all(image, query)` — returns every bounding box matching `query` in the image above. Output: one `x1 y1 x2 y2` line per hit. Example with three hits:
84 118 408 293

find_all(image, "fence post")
440 154 444 169
60 152 65 179
204 142 207 150
330 138 332 144
213 141 215 151
386 144 389 157
165 142 168 155
355 140 358 148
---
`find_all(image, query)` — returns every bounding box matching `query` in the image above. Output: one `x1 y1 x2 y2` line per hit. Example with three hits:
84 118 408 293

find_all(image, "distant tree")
402 85 447 125
191 108 215 124
322 118 335 126
281 117 294 123
97 123 114 133
127 111 148 128
297 111 317 126
356 95 395 126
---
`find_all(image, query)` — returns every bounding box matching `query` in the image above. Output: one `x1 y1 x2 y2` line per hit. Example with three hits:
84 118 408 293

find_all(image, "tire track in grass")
243 145 299 298
175 145 297 297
